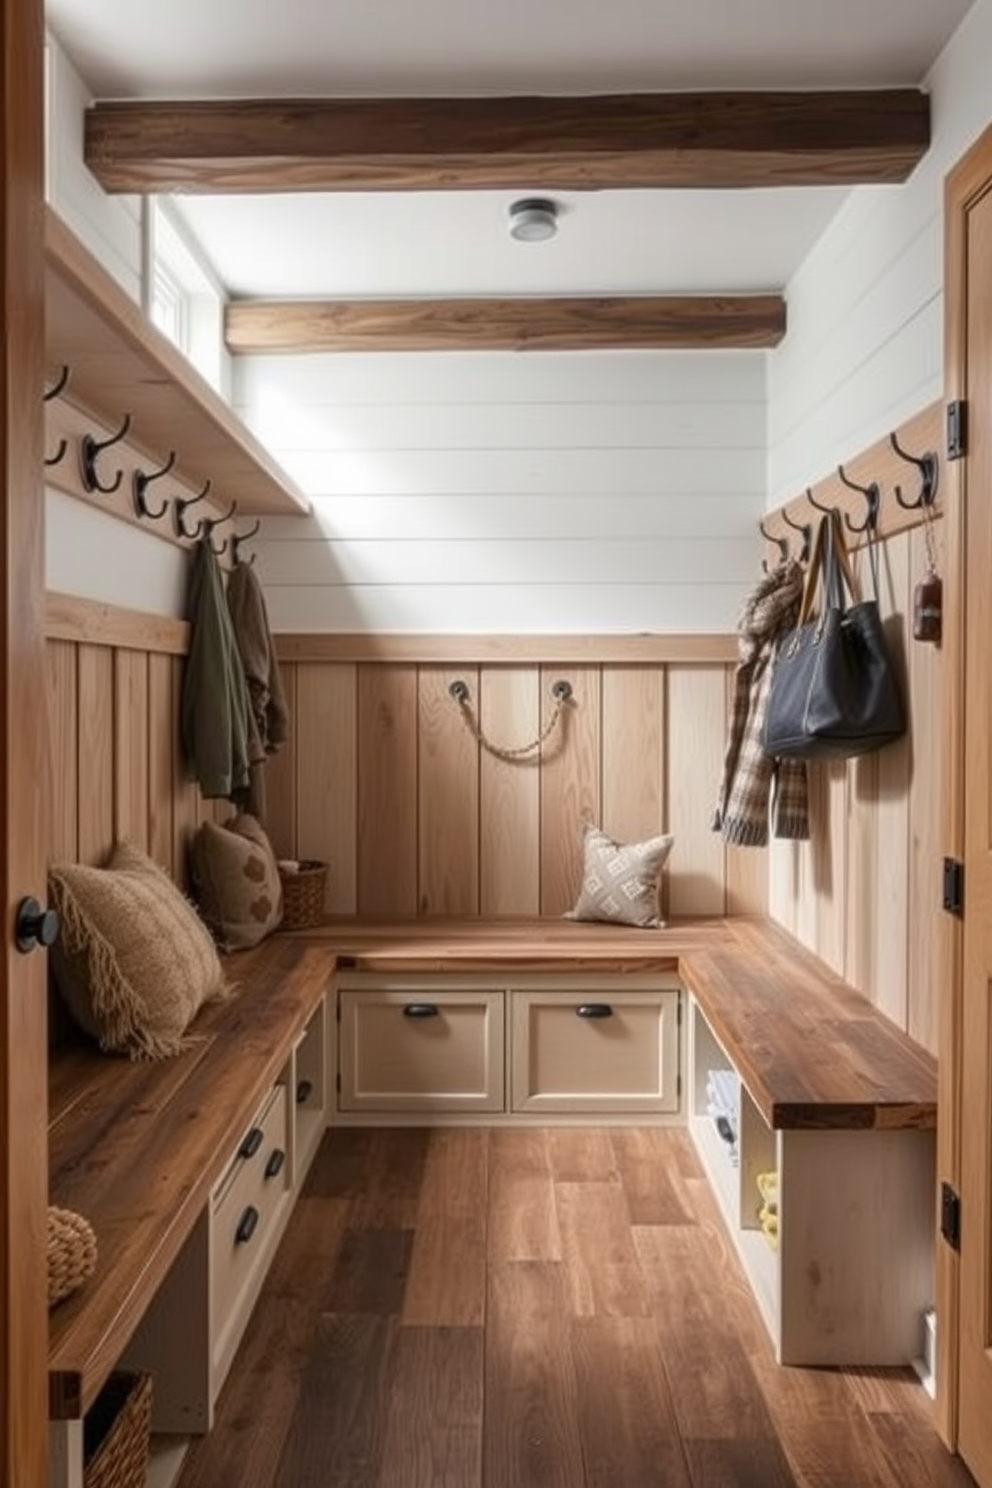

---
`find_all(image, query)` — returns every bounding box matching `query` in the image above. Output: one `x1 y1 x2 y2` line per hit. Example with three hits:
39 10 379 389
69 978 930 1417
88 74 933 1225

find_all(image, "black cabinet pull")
576 1003 613 1019
265 1149 286 1180
403 1003 439 1018
235 1205 259 1245
239 1127 264 1159
296 1078 313 1104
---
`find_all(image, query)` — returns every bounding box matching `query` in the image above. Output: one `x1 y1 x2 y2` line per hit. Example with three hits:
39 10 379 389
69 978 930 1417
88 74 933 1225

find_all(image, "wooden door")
945 122 992 1485
1 0 49 1483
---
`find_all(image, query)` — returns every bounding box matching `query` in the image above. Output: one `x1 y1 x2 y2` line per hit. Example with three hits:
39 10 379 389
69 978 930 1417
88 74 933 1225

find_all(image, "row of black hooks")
760 431 939 568
44 365 260 563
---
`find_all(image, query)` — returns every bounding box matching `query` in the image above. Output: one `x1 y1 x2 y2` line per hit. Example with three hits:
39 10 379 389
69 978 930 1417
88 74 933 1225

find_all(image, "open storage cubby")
686 992 935 1367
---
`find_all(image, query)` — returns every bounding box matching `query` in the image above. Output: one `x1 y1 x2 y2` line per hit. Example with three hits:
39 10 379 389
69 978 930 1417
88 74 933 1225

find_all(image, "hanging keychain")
913 496 942 644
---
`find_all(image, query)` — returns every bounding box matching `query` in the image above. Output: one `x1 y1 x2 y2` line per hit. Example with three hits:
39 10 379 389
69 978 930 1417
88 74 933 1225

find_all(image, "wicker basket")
47 1205 98 1308
278 859 328 929
84 1372 152 1488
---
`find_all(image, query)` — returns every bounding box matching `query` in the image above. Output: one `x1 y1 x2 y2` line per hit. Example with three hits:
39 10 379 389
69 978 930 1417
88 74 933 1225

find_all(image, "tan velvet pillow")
565 824 674 929
190 813 283 951
48 842 226 1059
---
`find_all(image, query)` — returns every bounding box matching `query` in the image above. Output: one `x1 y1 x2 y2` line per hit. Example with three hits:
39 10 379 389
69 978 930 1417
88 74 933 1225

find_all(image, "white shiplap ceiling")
45 0 975 301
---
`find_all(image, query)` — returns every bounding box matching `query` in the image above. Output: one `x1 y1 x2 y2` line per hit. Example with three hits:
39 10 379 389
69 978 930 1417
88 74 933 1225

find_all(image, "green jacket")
181 536 251 800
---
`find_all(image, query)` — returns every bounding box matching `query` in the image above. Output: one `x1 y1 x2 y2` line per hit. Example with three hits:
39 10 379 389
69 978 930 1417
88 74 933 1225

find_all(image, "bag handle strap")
794 514 832 628
827 509 862 607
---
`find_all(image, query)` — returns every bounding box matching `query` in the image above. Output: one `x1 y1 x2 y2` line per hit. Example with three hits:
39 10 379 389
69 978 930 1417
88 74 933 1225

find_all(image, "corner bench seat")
47 914 938 1427
48 937 334 1421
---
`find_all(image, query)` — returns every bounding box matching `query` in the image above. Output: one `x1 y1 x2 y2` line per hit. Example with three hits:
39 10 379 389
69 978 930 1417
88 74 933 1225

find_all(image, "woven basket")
278 860 328 929
84 1372 152 1488
48 1205 98 1308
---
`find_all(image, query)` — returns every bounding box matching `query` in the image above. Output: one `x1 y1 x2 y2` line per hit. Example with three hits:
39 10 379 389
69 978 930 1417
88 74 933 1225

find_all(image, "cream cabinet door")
339 986 505 1112
511 984 681 1114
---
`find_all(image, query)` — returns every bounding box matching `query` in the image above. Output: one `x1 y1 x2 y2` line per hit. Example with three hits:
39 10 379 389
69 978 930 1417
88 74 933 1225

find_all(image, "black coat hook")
890 431 939 510
780 506 813 564
43 366 71 468
174 478 212 540
758 517 789 571
202 498 238 555
133 451 176 521
229 518 261 566
837 466 880 535
80 413 132 495
806 484 834 515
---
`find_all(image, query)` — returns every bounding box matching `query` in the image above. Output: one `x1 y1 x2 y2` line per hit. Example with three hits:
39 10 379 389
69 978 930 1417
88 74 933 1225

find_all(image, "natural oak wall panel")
76 643 115 866
113 648 150 853
296 662 358 915
479 669 541 917
171 656 200 890
539 668 601 916
147 652 175 878
871 534 912 1030
667 666 727 916
358 665 419 916
418 668 480 916
601 669 666 846
264 662 298 862
47 641 78 866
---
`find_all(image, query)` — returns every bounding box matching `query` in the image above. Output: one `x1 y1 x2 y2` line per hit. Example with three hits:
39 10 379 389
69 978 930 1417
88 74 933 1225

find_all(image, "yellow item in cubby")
756 1169 778 1212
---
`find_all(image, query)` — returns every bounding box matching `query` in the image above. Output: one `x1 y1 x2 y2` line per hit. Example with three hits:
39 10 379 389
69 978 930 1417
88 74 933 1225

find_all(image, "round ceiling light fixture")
508 197 559 243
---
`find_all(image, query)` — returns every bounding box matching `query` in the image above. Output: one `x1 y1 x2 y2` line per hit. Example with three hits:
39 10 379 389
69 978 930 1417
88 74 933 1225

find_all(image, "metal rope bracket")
448 678 573 761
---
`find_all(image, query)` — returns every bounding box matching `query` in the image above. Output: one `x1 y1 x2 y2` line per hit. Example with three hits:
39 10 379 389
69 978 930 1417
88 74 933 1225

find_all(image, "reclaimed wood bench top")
298 914 937 1133
47 937 334 1420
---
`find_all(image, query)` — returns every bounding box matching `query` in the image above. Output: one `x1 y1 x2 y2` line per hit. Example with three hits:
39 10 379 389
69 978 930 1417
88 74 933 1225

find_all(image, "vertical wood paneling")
47 641 78 865
602 668 665 841
479 669 541 916
807 760 849 975
172 655 200 891
872 534 912 1028
76 643 114 865
296 662 357 915
845 753 880 997
667 666 727 916
147 653 175 875
358 665 419 916
113 648 149 852
265 661 298 860
418 668 479 916
907 523 944 1055
539 667 601 917
721 669 767 917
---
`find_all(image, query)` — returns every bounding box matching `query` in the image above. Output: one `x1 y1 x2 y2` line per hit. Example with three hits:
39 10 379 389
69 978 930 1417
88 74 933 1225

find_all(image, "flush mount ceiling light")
508 197 559 243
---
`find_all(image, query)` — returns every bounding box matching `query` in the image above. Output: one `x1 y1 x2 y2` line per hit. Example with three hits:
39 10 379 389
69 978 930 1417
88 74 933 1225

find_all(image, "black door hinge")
941 1182 961 1250
947 400 967 460
943 857 964 916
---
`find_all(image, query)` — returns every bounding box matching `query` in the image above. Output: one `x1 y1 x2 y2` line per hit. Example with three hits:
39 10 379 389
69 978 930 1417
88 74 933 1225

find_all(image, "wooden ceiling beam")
224 294 787 353
86 91 929 193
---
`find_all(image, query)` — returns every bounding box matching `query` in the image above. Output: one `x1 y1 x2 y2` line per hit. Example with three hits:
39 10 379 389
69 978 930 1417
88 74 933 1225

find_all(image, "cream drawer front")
339 988 505 1112
511 989 680 1113
210 1083 289 1370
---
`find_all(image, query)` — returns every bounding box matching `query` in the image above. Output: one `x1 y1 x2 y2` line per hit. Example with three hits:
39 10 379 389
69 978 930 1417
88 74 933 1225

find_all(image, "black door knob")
15 897 59 954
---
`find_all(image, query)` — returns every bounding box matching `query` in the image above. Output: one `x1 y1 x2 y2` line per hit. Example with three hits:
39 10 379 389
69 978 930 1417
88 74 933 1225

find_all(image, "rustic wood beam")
85 91 930 194
225 294 786 353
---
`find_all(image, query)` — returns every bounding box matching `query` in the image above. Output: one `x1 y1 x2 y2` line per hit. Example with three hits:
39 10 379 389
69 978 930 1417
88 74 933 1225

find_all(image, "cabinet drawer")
339 987 504 1112
511 988 680 1113
210 1083 289 1370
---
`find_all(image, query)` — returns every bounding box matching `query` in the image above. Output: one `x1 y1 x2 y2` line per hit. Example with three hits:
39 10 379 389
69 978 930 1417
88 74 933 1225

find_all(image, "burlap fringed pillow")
48 842 227 1059
190 813 283 950
565 824 675 929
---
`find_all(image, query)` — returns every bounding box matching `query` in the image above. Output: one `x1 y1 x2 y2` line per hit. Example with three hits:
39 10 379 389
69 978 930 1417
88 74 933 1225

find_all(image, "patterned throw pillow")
565 824 674 929
48 842 227 1059
190 813 283 951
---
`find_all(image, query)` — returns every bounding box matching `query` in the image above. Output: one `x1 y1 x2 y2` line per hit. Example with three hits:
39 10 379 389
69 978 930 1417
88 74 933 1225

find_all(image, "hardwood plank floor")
177 1128 974 1488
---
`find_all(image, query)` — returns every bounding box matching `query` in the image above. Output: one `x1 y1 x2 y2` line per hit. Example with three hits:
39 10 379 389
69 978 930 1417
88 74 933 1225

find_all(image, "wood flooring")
176 1127 975 1488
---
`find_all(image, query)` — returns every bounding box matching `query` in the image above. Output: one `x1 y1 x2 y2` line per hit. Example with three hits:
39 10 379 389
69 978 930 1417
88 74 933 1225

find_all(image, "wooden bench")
46 914 938 1483
47 937 334 1485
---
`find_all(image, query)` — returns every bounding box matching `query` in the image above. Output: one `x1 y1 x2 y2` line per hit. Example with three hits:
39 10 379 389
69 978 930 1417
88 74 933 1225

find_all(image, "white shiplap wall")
235 350 766 633
767 0 992 505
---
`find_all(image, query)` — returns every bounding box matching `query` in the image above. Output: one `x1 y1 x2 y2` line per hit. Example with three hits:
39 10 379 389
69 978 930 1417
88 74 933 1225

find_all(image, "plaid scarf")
712 559 810 847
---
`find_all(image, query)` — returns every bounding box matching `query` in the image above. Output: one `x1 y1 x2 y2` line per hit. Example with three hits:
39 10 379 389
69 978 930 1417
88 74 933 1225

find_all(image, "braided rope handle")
450 679 572 762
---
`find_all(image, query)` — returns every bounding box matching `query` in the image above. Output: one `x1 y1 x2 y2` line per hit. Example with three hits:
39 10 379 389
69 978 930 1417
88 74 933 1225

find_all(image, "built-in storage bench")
47 938 334 1488
681 918 937 1369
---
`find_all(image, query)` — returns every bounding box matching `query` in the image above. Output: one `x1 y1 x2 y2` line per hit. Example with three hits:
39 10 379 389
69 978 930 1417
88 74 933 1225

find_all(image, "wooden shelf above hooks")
44 207 310 519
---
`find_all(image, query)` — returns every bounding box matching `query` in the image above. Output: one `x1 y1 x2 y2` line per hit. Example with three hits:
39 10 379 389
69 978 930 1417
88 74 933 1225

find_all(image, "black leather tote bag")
762 510 905 760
